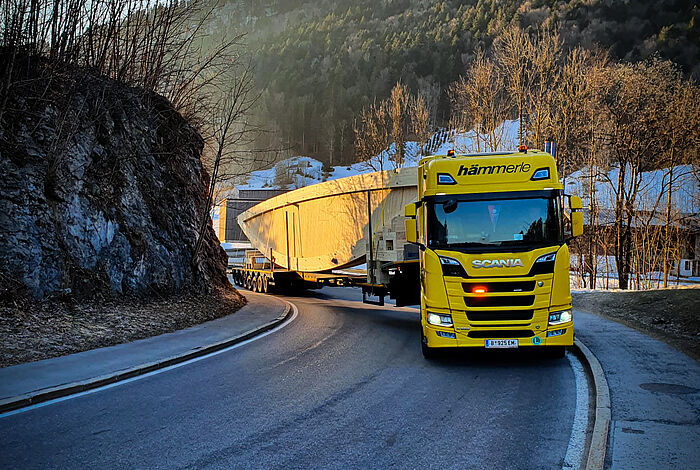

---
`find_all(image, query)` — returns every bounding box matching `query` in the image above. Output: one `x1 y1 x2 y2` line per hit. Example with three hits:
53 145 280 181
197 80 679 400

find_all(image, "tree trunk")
615 164 629 290
662 162 674 287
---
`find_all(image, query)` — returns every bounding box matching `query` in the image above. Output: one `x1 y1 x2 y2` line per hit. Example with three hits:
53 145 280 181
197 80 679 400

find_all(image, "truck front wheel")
421 332 439 360
545 346 566 358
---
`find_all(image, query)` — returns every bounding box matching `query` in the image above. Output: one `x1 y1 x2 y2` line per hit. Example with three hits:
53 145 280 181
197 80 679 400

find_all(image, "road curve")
0 287 577 470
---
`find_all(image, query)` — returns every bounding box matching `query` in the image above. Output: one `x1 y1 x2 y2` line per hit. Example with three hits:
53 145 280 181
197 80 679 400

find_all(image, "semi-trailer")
233 148 582 357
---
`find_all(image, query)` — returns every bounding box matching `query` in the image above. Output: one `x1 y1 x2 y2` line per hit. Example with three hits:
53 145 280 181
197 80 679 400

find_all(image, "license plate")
485 339 518 348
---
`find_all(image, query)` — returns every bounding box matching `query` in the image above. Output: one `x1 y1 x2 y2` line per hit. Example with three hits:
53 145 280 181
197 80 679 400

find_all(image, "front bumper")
422 317 574 349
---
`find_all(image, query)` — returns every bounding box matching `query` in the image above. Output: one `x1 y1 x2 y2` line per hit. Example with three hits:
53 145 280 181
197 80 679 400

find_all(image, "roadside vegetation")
0 1 255 363
0 290 245 367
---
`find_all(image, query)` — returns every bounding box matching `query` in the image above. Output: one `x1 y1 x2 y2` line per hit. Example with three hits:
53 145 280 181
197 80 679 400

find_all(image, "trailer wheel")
262 276 269 293
246 275 252 290
254 276 261 293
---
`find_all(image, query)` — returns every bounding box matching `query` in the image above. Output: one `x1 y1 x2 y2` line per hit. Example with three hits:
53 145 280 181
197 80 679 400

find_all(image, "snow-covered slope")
237 120 697 222
238 120 521 191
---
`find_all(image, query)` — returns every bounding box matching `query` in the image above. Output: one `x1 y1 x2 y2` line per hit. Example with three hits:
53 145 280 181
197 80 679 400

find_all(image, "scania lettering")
472 259 524 268
404 149 583 359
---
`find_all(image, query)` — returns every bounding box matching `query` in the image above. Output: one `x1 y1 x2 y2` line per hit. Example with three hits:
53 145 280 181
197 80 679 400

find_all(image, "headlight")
549 309 572 325
535 252 556 263
439 256 460 265
427 312 453 327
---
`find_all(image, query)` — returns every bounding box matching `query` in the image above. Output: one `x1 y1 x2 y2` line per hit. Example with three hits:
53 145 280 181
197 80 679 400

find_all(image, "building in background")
214 188 288 266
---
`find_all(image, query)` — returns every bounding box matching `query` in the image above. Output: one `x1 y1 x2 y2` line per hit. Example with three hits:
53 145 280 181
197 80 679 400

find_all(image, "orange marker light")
473 286 487 295
447 149 455 156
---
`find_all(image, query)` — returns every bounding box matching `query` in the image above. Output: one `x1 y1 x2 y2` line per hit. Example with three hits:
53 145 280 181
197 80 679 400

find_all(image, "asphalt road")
0 287 577 469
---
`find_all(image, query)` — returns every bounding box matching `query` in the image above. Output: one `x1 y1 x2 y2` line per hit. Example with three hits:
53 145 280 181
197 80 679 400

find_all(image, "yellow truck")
404 149 583 358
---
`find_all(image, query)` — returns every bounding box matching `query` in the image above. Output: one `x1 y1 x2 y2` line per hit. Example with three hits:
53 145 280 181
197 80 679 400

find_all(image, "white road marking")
563 351 590 470
0 301 299 418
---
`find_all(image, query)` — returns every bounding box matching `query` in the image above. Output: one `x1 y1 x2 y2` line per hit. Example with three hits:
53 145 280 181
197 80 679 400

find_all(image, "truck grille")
468 330 534 338
466 309 534 321
463 281 535 293
464 295 534 307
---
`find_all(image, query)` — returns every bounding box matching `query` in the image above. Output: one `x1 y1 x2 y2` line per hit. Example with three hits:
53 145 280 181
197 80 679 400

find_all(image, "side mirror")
568 195 583 238
404 202 417 244
404 202 416 218
405 218 418 244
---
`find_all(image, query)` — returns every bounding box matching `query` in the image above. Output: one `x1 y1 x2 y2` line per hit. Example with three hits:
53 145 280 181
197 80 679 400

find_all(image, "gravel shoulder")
572 288 700 361
0 288 246 368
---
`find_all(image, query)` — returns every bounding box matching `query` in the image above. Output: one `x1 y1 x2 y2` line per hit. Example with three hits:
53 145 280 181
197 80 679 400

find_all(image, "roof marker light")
447 149 455 157
531 168 550 181
437 173 457 185
518 145 528 152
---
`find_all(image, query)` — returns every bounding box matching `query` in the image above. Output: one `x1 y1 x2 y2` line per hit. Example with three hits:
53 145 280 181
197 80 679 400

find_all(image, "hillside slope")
211 0 699 166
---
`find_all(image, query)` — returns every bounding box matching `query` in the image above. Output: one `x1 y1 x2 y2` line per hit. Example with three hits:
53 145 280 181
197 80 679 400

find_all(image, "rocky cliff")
0 57 231 301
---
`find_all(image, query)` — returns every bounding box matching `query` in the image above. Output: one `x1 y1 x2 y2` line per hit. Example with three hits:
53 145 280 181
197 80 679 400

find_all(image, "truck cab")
404 149 583 358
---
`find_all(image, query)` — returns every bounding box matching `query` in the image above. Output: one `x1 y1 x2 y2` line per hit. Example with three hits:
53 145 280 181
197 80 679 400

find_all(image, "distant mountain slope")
211 0 698 166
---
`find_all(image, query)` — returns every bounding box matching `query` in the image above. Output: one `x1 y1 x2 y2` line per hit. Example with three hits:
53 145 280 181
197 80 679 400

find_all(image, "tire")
421 331 439 360
256 276 263 293
262 276 269 293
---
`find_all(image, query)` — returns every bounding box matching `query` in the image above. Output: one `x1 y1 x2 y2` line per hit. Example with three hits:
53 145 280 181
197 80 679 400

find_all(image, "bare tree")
354 82 427 170
411 93 429 158
660 79 700 286
354 99 389 172
493 25 532 147
526 28 562 150
192 61 260 264
388 82 409 167
449 53 509 152
595 60 674 289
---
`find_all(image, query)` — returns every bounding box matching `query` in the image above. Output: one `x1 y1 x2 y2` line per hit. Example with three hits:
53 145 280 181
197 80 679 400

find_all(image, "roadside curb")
571 339 611 470
0 300 293 415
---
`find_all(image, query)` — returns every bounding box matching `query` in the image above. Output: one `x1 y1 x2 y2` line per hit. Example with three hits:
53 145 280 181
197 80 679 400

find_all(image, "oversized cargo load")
237 167 417 272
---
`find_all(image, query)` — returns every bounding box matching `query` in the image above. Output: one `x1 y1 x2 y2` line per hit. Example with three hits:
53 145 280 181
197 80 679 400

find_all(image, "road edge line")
0 301 293 414
571 339 611 470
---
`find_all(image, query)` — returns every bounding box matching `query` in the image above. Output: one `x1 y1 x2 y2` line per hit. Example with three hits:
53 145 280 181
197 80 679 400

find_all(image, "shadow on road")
274 288 569 369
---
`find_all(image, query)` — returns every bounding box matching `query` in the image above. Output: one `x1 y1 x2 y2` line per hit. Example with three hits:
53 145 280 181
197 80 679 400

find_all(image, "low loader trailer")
230 248 419 307
230 249 363 293
234 148 582 358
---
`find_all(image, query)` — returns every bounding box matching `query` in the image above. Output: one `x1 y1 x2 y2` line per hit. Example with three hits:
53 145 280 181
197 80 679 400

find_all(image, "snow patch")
238 120 521 190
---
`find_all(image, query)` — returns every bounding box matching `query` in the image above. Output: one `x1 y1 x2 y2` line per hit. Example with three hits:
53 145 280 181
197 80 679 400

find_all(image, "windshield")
427 196 562 250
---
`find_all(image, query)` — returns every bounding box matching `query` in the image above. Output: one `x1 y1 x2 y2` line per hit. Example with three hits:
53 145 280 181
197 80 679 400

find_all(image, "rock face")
0 59 230 301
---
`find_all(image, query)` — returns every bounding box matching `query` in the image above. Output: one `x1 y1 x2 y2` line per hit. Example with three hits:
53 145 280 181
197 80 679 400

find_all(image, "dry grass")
0 288 245 368
572 288 700 360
